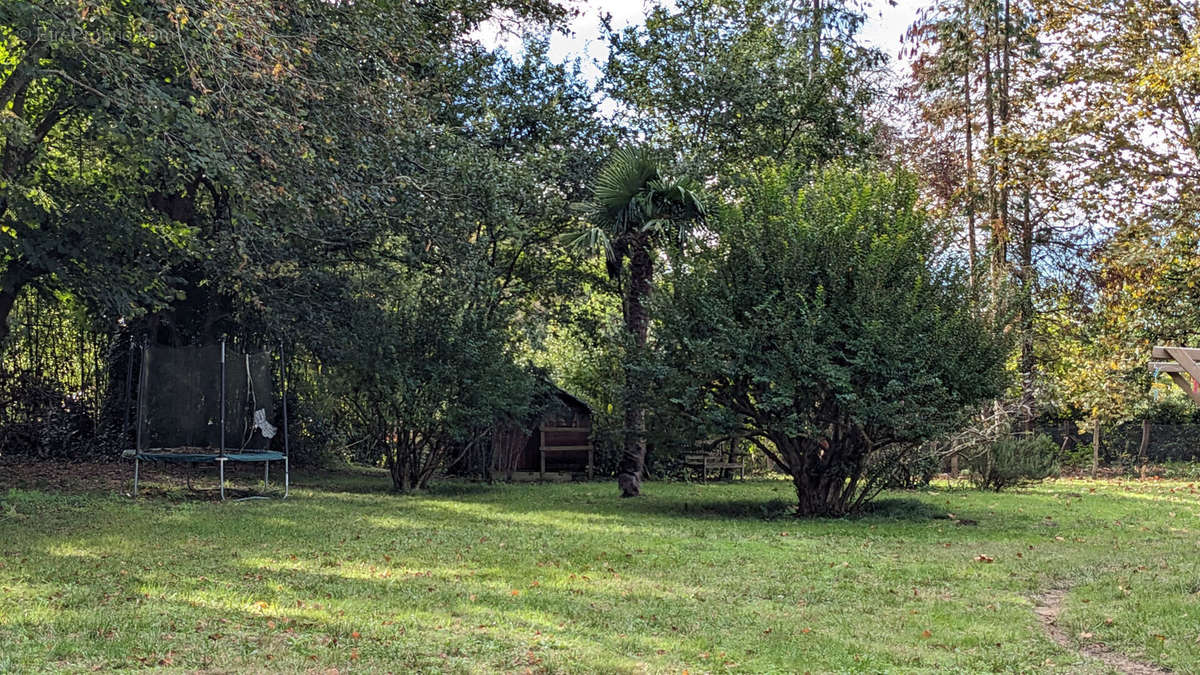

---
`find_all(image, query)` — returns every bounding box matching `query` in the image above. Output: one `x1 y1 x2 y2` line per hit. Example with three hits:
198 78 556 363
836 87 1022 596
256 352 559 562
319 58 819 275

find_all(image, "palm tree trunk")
617 236 653 497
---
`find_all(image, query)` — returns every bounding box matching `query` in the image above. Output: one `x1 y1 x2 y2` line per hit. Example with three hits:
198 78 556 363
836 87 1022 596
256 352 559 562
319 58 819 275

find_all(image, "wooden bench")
539 426 593 480
684 450 746 482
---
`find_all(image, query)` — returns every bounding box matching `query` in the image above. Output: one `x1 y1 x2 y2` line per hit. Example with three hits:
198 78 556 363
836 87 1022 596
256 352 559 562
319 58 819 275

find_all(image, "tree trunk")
0 264 34 347
995 0 1012 305
963 1 977 291
617 236 654 497
1019 190 1034 431
1138 419 1150 480
811 0 823 69
791 464 854 517
783 433 870 517
0 286 17 346
1091 418 1100 479
982 5 1001 304
387 427 415 492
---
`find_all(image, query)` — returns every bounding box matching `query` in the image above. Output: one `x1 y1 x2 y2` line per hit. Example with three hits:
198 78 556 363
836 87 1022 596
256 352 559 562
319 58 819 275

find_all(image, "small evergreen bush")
965 433 1058 491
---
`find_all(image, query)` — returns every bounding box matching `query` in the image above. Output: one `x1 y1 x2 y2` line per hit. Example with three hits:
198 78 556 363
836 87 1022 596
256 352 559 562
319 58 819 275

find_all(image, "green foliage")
566 146 706 274
0 1 614 470
963 433 1059 491
655 164 1009 515
0 0 579 344
0 286 151 459
1153 461 1200 481
603 0 885 177
530 279 627 474
320 266 541 491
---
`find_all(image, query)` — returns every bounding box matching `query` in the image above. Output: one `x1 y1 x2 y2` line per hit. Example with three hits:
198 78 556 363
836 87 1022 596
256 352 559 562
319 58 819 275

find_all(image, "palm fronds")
562 146 707 273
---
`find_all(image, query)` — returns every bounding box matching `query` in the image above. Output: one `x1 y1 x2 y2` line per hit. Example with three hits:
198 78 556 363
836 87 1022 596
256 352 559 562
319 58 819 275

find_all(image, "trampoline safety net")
138 345 276 452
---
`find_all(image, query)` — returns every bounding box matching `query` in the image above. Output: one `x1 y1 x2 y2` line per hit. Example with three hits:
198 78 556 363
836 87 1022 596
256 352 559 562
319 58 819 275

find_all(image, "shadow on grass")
572 494 948 523
609 496 798 521
854 497 946 521
280 468 953 524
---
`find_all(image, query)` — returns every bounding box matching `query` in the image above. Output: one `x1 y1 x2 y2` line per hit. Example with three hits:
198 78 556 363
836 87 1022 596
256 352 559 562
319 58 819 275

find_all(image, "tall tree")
298 36 615 488
1025 0 1200 425
0 0 570 351
906 0 1061 426
602 0 885 179
569 147 705 497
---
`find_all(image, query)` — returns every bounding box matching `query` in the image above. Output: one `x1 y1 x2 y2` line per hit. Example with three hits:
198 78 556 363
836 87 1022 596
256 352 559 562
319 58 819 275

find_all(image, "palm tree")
569 147 705 497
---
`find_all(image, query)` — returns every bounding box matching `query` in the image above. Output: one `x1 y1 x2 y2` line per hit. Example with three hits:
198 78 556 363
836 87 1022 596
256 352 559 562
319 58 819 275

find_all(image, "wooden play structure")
1147 346 1200 403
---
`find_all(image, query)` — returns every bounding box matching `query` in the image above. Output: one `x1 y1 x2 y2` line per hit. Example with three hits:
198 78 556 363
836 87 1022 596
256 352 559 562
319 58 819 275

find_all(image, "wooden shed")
492 388 594 481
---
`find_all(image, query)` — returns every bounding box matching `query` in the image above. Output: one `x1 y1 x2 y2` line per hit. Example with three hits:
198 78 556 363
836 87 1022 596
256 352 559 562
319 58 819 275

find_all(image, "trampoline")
124 338 290 500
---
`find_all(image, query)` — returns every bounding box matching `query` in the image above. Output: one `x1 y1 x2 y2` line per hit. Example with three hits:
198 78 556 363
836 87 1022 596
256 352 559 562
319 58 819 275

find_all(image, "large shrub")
327 273 538 492
654 165 1009 516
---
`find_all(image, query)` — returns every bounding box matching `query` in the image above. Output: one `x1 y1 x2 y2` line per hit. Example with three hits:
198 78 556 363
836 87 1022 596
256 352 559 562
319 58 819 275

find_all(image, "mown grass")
1 468 1198 673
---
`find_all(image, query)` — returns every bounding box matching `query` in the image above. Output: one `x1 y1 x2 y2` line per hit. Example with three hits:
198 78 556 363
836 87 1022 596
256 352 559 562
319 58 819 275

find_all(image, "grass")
1 467 1199 673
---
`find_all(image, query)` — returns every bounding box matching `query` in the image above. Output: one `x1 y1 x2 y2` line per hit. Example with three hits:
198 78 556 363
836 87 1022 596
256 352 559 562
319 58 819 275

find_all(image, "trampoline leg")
283 456 289 499
264 461 270 489
218 458 226 501
133 456 140 497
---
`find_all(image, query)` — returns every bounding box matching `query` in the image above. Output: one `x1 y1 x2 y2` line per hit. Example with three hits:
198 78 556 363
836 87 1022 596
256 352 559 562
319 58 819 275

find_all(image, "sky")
525 0 925 78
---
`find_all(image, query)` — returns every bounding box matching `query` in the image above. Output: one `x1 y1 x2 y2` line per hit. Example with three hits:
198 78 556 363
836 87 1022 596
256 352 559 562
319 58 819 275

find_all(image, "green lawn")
1 468 1198 673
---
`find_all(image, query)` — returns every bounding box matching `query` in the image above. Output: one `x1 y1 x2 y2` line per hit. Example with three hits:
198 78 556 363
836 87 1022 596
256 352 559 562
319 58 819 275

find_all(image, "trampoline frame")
127 337 291 501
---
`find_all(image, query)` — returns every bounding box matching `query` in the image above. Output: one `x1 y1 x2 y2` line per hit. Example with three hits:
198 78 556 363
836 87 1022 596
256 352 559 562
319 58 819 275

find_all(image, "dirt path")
1035 589 1171 674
